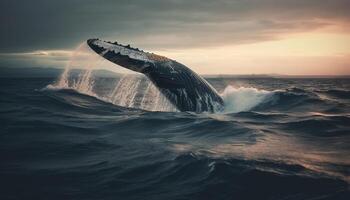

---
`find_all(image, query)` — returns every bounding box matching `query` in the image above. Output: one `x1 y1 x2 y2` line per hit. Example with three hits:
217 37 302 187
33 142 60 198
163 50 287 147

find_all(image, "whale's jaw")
87 38 224 112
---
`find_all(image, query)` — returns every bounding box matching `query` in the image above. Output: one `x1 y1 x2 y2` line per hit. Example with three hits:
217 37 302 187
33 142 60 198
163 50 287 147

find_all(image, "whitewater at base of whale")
46 70 274 114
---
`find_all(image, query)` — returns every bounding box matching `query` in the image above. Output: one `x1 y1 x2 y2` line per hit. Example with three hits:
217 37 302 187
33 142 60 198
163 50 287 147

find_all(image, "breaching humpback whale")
87 39 224 112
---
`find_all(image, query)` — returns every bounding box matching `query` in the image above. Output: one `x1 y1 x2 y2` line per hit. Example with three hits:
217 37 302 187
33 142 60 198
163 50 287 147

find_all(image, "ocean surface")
1 73 350 200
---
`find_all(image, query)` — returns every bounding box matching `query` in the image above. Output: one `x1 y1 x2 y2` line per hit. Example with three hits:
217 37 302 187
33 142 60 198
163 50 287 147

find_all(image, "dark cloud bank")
1 0 349 52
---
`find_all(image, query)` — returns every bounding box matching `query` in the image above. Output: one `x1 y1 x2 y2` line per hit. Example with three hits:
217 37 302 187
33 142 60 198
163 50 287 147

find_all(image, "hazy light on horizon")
155 32 350 75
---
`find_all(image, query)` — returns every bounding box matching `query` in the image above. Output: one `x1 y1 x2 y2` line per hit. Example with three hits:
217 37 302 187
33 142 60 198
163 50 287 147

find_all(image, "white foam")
221 86 273 113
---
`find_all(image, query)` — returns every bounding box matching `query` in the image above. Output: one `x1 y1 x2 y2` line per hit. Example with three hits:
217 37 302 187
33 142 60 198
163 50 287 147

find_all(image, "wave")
43 82 348 116
40 87 129 116
316 89 350 100
219 85 339 114
220 86 274 113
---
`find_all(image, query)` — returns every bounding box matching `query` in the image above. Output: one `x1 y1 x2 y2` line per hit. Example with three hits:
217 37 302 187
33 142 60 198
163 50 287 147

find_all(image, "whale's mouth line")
87 39 171 64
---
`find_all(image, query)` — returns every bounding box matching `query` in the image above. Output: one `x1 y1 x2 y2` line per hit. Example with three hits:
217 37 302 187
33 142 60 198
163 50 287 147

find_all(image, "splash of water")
141 82 178 111
47 43 176 112
73 69 95 96
109 75 141 107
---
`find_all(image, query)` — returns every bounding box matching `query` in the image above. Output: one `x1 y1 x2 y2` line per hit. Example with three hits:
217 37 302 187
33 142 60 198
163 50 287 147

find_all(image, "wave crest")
221 86 274 113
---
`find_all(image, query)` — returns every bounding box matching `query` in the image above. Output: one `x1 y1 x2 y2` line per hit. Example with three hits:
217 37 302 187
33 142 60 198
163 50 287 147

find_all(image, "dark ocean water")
1 76 350 200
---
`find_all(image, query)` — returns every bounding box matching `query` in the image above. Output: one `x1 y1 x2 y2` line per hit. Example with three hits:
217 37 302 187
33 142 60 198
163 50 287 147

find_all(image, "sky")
1 0 350 75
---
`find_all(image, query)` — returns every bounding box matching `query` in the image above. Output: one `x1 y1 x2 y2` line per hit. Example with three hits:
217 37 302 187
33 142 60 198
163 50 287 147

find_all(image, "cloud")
0 50 72 68
0 0 349 52
0 50 72 61
1 50 72 57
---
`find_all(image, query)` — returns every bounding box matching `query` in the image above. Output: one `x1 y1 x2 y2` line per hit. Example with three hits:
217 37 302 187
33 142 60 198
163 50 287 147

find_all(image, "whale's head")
87 38 171 74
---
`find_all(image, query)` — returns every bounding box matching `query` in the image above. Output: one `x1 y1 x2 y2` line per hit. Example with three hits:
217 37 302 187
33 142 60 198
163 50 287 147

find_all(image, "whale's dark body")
87 39 224 112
